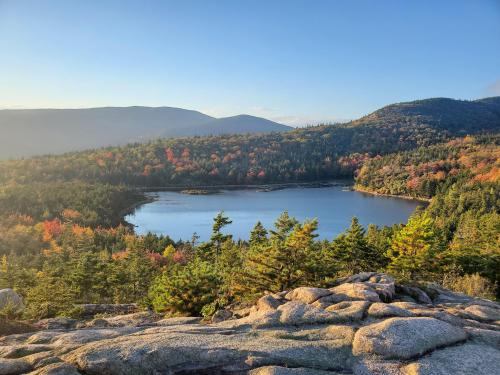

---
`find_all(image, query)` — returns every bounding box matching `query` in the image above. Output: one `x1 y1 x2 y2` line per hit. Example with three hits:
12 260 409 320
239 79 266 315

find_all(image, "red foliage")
172 250 187 264
43 219 63 241
165 148 176 163
146 251 168 266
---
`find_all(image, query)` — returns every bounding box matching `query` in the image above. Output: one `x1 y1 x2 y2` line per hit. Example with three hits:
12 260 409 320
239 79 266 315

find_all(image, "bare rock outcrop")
0 272 499 375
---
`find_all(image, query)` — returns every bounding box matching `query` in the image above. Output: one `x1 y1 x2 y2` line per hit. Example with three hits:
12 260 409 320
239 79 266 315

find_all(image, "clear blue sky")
1 0 499 125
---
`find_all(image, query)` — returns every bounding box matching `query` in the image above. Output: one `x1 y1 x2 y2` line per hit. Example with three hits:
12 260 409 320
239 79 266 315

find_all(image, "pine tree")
149 256 219 315
199 212 232 259
236 213 316 297
387 212 438 281
332 217 381 275
270 211 298 241
250 221 268 246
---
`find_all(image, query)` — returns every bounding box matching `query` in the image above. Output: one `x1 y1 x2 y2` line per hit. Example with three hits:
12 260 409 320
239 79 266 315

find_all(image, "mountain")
183 114 291 135
352 97 500 134
0 107 290 159
0 97 498 188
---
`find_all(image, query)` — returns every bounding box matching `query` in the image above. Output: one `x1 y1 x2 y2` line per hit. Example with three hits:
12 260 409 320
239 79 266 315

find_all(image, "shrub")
149 257 220 315
441 272 497 300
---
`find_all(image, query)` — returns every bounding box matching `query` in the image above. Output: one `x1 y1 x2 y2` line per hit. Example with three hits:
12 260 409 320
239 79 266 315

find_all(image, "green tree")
249 221 268 246
332 217 382 275
237 213 317 297
387 212 438 281
149 256 219 315
24 268 75 319
199 212 233 260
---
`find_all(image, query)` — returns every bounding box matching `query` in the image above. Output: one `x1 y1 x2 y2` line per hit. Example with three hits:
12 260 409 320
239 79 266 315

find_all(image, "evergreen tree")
270 211 298 241
249 221 268 246
149 256 219 315
236 213 316 297
387 212 438 281
332 217 381 274
199 212 232 259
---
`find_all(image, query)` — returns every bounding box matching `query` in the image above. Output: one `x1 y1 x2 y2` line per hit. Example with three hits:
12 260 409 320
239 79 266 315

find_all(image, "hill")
352 96 500 134
0 106 290 158
0 96 498 188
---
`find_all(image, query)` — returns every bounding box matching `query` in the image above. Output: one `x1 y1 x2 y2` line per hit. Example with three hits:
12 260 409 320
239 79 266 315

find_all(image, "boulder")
212 309 233 323
463 304 500 322
324 283 381 303
337 272 378 284
65 324 355 374
0 289 24 315
353 317 467 359
324 301 371 321
0 358 32 375
365 274 396 302
233 309 282 328
367 303 414 318
285 287 332 304
0 344 53 359
402 343 500 375
34 318 77 331
424 284 473 305
394 286 432 305
465 327 500 349
257 295 284 311
278 301 337 325
83 311 159 328
0 320 37 336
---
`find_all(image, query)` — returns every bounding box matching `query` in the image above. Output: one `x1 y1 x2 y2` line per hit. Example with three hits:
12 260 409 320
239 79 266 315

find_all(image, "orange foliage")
61 208 81 221
72 224 93 237
165 148 176 163
474 167 500 183
112 250 129 260
43 219 63 241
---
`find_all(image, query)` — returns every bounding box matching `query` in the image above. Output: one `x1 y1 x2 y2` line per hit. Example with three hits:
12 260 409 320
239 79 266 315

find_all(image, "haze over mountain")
0 107 290 159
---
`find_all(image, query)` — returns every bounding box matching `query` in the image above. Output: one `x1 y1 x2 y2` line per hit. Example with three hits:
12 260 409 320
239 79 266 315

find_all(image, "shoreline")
353 185 432 203
134 179 354 193
119 195 156 227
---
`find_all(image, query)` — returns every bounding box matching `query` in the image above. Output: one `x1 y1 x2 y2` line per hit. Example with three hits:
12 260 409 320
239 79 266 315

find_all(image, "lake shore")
353 185 432 203
135 179 353 193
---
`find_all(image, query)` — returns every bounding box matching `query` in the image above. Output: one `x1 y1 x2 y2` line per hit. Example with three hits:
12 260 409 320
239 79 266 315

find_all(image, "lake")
126 186 425 241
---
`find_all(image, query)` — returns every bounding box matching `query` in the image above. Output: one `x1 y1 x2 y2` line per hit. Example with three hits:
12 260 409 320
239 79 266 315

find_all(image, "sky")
0 0 499 126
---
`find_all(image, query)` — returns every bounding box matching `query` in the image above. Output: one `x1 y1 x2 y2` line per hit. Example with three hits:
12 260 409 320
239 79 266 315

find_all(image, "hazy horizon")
1 0 499 126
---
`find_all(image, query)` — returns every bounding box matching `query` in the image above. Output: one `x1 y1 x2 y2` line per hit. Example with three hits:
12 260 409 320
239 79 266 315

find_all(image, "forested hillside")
356 134 499 199
355 135 499 291
1 98 499 189
0 97 499 321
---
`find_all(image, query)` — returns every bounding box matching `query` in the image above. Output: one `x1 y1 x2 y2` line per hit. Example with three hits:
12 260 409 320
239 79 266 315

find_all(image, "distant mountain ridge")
352 97 500 134
1 97 499 160
0 106 290 159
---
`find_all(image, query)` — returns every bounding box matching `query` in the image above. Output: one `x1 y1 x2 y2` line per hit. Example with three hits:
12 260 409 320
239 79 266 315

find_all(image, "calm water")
126 186 424 241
